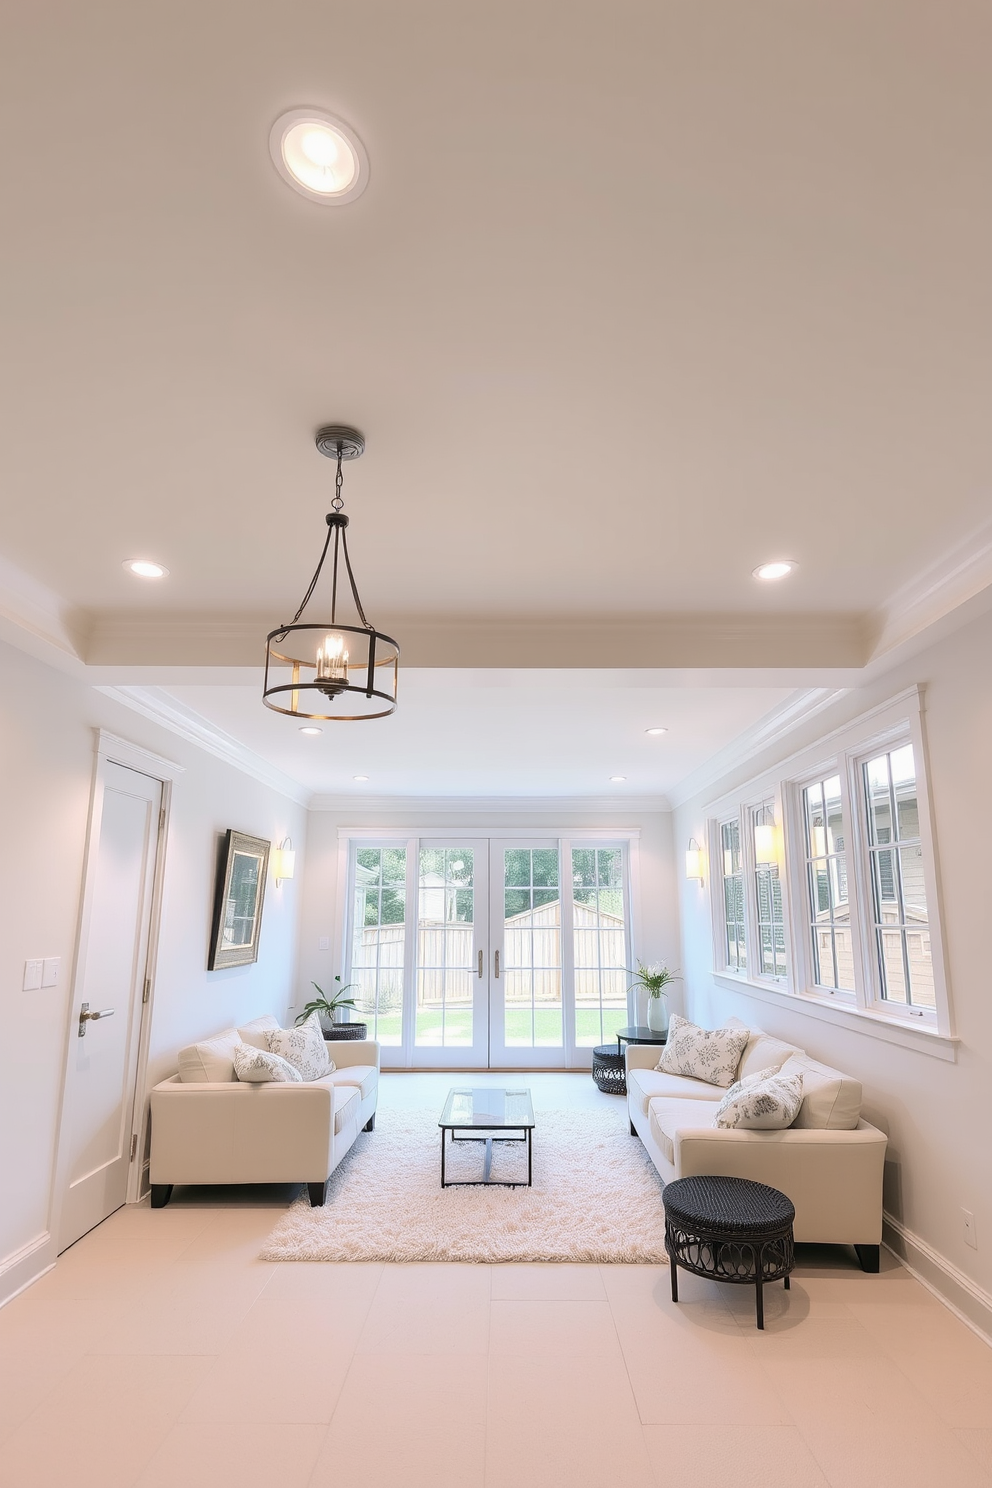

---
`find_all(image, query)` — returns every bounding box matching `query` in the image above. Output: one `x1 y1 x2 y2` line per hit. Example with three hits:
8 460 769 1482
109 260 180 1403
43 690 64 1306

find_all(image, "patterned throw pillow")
657 1014 750 1088
715 1066 805 1129
267 1011 334 1082
233 1042 303 1083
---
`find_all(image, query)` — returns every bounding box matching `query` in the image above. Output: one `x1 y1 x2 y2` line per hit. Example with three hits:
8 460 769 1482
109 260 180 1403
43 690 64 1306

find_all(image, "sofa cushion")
715 1066 804 1130
327 1064 378 1102
233 1043 304 1084
649 1096 723 1165
627 1066 730 1117
237 1014 281 1051
782 1053 862 1130
658 1014 750 1088
333 1085 360 1135
177 1028 242 1083
268 1012 334 1081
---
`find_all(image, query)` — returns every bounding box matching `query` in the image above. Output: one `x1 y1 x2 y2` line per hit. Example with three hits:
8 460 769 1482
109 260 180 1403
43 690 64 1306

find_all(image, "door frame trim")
51 732 181 1249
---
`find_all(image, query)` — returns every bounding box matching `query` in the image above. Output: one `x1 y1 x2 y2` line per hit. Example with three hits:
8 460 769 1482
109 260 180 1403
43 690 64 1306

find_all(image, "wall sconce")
685 838 704 883
754 820 776 864
272 837 296 886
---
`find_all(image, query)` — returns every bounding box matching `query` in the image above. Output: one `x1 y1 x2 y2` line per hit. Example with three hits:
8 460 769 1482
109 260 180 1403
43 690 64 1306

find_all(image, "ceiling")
1 3 988 797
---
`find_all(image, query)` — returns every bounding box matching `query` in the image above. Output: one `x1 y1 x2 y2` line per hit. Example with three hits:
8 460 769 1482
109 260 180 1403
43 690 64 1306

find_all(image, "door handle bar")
494 950 500 979
78 1002 116 1038
477 950 483 978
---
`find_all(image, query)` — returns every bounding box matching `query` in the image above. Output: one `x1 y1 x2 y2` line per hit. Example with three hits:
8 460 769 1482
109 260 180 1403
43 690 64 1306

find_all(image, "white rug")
261 1106 668 1264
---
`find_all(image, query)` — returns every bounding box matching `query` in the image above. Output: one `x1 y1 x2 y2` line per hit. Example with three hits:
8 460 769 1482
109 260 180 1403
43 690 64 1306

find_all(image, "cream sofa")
149 1016 379 1208
626 1018 887 1270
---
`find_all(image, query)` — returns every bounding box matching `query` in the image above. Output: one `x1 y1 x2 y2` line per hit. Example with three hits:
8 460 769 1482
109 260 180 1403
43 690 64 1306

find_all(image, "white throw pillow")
233 1043 303 1083
781 1053 862 1129
267 1011 334 1081
177 1028 242 1083
658 1014 750 1089
237 1014 281 1051
715 1066 805 1129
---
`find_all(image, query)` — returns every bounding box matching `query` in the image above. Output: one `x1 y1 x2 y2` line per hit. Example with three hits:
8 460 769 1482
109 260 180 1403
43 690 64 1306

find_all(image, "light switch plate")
23 959 43 991
42 957 60 987
318 936 330 950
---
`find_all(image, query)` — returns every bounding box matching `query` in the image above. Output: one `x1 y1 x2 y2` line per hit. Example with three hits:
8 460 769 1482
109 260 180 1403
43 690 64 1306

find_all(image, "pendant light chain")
331 446 345 511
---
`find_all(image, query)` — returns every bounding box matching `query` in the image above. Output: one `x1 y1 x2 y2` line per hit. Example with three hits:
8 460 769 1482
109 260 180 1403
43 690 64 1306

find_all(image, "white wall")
675 605 992 1327
297 806 681 1046
0 638 306 1305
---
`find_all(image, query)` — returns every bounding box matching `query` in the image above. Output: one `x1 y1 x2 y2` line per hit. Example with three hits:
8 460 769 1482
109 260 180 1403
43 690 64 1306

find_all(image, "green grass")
364 1006 627 1049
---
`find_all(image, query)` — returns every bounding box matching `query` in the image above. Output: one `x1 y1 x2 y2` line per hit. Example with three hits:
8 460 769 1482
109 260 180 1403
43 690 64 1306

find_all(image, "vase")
647 995 668 1035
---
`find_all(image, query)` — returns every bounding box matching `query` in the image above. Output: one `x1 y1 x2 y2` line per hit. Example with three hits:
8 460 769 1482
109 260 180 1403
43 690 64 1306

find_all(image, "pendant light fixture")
262 427 399 721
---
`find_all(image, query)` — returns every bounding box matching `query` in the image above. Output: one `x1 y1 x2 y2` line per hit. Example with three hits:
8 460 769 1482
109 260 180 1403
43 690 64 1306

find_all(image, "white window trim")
705 686 956 1055
785 764 860 1007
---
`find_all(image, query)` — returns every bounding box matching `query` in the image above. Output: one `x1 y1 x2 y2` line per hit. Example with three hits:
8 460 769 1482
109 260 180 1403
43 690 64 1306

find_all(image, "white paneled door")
347 837 631 1069
58 762 163 1250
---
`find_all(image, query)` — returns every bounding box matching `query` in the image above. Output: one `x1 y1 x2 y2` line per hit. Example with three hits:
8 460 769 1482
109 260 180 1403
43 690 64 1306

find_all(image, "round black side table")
591 1044 627 1094
615 1025 668 1052
323 1022 368 1042
663 1175 795 1330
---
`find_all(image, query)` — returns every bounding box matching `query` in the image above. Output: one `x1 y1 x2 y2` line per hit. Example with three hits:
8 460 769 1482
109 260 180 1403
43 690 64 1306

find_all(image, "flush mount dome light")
269 108 369 203
753 560 797 582
645 727 668 736
124 559 169 578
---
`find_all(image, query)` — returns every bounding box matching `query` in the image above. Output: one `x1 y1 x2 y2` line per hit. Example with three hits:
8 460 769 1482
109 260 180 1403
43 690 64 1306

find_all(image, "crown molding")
0 553 89 669
666 687 850 809
868 515 992 662
309 793 671 814
96 686 311 807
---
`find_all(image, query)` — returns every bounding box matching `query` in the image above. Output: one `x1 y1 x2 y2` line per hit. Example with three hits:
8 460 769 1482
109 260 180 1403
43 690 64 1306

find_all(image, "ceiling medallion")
262 428 399 722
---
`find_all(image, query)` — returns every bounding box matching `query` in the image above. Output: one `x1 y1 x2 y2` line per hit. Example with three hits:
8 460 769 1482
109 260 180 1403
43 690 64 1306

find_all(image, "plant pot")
647 995 668 1035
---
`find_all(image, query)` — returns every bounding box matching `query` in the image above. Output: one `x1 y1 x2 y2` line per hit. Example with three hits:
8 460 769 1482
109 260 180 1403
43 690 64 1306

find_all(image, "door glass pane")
572 846 627 1047
503 847 562 1047
416 848 475 1047
350 847 406 1045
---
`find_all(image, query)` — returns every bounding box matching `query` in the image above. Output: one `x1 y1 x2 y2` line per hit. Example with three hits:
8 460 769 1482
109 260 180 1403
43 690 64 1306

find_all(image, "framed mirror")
208 830 271 969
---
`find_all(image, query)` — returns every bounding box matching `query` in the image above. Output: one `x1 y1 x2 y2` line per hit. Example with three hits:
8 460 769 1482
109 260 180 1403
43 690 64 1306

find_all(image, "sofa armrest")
325 1039 380 1070
625 1044 664 1073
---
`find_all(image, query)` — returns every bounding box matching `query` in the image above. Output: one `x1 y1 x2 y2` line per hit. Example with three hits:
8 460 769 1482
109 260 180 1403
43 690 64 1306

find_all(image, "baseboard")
883 1211 992 1348
0 1231 56 1310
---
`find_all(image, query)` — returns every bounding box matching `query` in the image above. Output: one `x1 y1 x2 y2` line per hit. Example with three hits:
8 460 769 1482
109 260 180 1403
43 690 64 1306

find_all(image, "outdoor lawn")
363 1006 628 1047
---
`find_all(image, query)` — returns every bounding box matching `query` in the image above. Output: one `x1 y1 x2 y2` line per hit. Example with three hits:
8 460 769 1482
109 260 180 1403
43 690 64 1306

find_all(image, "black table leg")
441 1126 446 1188
670 1260 679 1302
527 1127 533 1186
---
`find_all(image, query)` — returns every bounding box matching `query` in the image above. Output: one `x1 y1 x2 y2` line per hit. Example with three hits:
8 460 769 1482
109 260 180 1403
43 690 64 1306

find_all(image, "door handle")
494 950 500 979
78 1002 116 1038
477 950 483 978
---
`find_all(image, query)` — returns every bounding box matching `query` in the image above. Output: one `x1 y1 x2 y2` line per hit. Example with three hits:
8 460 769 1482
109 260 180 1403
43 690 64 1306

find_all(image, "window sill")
712 973 958 1062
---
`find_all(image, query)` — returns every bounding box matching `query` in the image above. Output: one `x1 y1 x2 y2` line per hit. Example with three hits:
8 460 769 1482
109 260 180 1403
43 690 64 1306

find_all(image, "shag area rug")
261 1106 668 1264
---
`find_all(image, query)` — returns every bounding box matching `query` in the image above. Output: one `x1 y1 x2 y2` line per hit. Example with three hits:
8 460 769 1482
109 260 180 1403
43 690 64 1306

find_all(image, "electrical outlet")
963 1209 978 1249
318 936 330 950
42 957 60 987
23 959 43 991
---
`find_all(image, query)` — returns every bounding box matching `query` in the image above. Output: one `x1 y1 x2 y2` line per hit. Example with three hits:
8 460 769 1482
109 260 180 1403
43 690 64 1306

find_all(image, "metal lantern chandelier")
262 427 399 722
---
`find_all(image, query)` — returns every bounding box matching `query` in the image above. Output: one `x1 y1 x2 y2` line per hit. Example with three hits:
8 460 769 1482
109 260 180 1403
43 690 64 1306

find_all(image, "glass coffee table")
438 1087 535 1188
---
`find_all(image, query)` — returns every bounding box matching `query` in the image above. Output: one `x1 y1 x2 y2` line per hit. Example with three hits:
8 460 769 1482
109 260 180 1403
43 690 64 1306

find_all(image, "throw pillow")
715 1066 805 1130
237 1014 281 1051
658 1014 750 1088
267 1011 334 1081
233 1042 303 1083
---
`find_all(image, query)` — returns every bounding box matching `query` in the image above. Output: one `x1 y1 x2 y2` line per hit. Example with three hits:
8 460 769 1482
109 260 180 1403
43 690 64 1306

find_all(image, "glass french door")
346 836 631 1069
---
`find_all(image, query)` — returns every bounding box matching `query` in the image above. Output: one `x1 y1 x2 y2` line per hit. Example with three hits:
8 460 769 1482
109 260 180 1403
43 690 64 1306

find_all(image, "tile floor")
1 1073 991 1487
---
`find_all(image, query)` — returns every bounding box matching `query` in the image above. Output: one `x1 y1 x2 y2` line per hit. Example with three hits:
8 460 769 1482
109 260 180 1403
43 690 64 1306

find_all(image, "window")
862 743 935 1010
416 847 476 1047
502 846 563 1048
720 819 746 971
571 846 628 1046
350 846 406 1045
801 774 854 994
752 802 786 979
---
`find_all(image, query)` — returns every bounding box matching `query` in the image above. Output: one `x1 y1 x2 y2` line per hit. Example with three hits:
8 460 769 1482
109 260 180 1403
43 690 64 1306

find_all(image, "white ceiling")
156 672 796 800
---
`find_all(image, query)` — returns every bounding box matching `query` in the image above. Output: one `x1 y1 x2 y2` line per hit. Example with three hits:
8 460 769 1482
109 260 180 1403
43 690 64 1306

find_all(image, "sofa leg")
363 1113 376 1133
629 1119 637 1136
307 1180 328 1207
150 1184 173 1209
855 1243 880 1273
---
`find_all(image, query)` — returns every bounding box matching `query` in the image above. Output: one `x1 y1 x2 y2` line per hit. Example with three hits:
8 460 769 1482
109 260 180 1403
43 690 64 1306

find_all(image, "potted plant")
627 962 678 1033
295 976 358 1033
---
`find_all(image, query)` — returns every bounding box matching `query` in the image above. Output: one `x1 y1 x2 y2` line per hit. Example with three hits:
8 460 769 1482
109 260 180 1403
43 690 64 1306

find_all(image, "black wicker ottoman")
664 1175 795 1329
592 1044 627 1094
323 1022 369 1042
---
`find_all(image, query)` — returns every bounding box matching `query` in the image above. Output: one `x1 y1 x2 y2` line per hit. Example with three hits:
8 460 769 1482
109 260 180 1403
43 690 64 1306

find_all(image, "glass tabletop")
439 1087 535 1130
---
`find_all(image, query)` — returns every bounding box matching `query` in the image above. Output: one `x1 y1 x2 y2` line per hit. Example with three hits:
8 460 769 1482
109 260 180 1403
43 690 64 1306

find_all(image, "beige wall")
675 604 992 1318
0 639 305 1304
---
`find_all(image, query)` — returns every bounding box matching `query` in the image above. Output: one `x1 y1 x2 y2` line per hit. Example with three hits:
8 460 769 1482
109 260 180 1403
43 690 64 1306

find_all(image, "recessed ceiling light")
269 108 369 204
645 727 668 736
123 559 169 579
609 775 627 782
753 560 797 581
298 726 323 736
352 774 369 782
